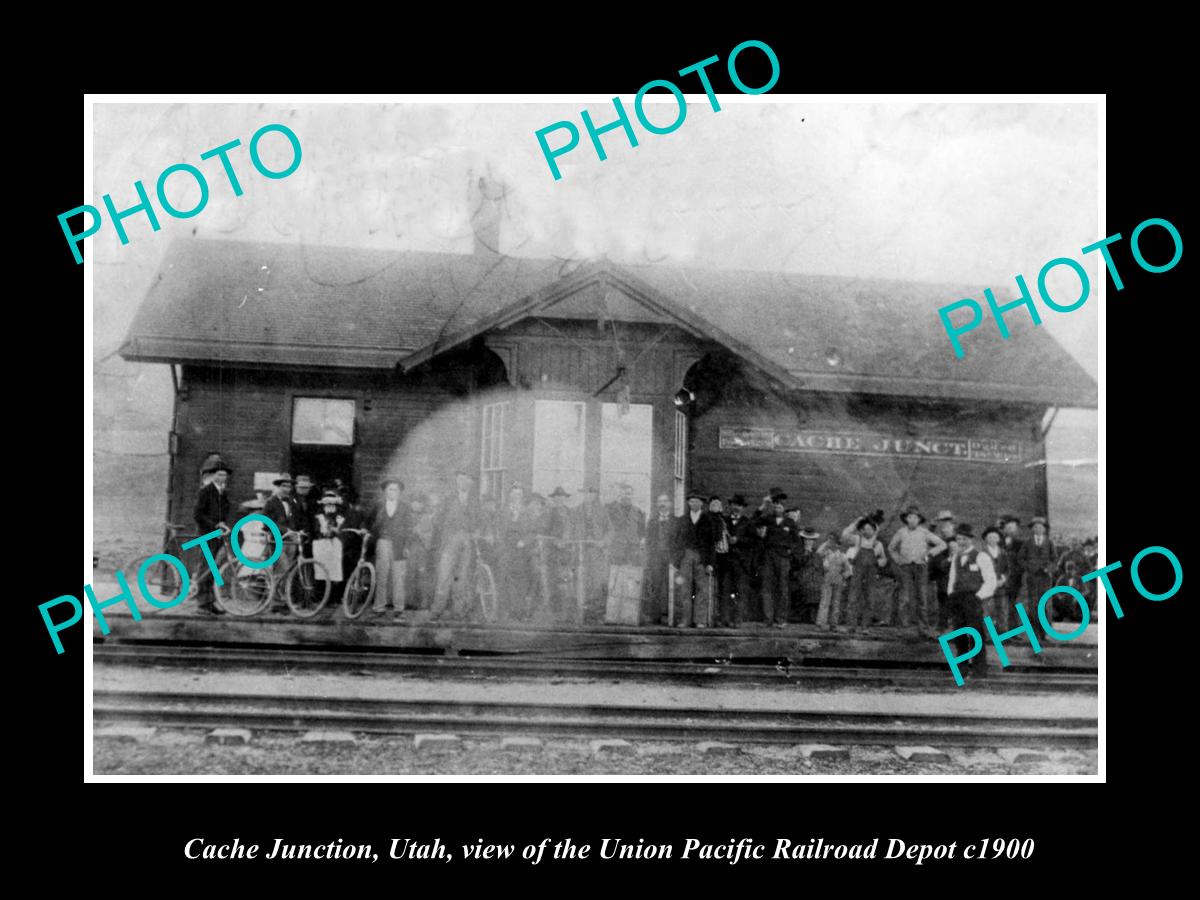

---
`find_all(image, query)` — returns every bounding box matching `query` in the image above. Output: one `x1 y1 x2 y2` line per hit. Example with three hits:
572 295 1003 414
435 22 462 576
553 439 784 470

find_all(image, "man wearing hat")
1018 516 1058 622
545 486 576 619
946 524 998 680
999 515 1025 629
430 471 480 620
720 494 757 627
757 494 797 628
370 478 410 615
673 490 717 627
927 510 958 632
606 482 646 568
192 456 233 615
571 480 614 624
981 524 1012 628
263 474 302 604
496 483 533 621
293 474 317 535
887 505 948 631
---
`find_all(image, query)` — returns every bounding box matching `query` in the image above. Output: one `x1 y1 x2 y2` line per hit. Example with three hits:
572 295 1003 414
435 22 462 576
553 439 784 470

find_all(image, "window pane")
292 398 355 445
601 403 653 514
532 400 586 500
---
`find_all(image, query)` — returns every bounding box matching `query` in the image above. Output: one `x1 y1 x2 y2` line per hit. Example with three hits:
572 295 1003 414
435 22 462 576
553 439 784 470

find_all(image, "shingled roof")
120 238 1097 407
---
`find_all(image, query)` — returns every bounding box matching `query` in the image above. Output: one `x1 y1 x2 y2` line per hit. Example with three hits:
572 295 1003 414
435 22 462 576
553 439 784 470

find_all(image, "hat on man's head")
295 474 314 487
956 523 976 538
687 489 706 501
729 493 748 507
240 497 266 510
319 491 343 505
935 510 955 522
982 525 1002 541
899 504 926 524
799 527 821 540
200 453 233 475
379 477 404 490
273 473 294 486
768 486 785 499
1030 515 1050 528
549 486 571 498
771 492 789 503
1000 513 1021 526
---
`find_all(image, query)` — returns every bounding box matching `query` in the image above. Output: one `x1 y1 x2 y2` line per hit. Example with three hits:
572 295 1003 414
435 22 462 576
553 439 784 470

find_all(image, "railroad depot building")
119 236 1096 535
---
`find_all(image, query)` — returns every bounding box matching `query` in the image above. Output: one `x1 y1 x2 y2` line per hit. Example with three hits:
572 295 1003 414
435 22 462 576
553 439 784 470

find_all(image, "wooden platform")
93 604 1098 670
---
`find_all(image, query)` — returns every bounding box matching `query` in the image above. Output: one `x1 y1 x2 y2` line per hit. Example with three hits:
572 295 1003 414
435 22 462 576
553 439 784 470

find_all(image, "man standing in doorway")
430 471 479 621
673 491 715 628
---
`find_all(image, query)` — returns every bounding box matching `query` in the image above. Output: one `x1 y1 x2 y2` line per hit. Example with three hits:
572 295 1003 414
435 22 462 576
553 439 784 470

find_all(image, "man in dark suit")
721 494 757 627
1018 515 1057 621
673 491 716 628
192 458 233 615
369 478 410 614
999 515 1025 630
643 493 675 626
757 495 797 627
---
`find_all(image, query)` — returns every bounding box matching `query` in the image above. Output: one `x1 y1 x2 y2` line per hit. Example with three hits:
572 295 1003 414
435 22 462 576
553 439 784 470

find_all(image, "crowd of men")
189 456 1099 654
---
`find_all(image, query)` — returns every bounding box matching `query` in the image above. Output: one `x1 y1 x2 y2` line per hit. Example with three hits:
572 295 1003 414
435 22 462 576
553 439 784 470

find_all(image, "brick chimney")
467 173 503 256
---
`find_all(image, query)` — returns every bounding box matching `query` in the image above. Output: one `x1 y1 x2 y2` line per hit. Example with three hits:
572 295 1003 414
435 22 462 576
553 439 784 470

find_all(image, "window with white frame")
480 401 510 502
674 409 687 515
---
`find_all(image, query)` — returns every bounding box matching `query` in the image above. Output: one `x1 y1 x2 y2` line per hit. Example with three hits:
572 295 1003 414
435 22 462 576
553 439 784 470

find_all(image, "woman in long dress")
312 491 347 600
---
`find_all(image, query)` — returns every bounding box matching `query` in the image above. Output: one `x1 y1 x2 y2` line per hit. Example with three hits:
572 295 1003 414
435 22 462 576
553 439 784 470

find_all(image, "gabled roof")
120 238 1097 407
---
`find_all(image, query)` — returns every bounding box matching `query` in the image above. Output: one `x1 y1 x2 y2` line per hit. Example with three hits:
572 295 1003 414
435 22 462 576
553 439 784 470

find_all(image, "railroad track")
92 687 1097 749
93 642 1097 693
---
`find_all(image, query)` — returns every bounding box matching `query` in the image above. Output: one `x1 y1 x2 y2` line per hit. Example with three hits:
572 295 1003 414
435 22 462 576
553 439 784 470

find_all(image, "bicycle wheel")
286 558 332 618
475 561 499 623
342 562 376 619
213 559 275 616
128 555 189 605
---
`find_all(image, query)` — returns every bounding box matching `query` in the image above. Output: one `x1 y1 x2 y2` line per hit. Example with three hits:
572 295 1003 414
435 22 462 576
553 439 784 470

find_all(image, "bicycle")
470 534 499 623
123 523 197 605
339 528 377 619
212 528 276 617
280 529 332 618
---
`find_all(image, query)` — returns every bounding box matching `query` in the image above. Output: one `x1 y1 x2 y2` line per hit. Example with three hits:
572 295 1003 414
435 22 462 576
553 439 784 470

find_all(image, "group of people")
190 456 1098 654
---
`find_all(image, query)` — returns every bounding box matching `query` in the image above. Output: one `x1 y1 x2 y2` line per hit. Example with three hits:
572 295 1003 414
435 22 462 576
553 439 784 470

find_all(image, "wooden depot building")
120 232 1097 534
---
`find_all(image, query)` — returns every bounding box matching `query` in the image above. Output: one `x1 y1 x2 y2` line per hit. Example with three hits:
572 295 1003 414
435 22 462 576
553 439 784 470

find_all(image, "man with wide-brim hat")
886 504 948 632
944 523 998 683
719 494 755 628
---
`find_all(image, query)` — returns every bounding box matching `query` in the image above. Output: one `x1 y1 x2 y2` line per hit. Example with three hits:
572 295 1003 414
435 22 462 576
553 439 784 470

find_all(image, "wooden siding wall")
170 317 1049 540
690 391 1048 538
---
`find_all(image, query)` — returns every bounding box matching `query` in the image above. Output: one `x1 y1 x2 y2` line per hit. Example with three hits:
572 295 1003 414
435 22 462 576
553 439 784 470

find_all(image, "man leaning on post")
945 523 997 681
